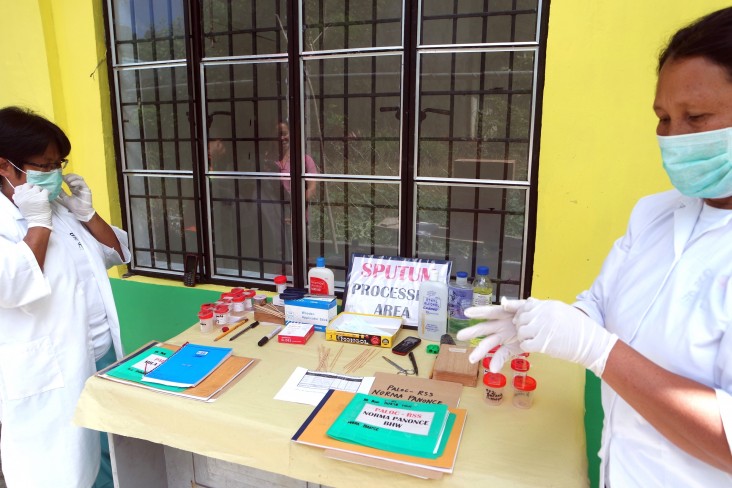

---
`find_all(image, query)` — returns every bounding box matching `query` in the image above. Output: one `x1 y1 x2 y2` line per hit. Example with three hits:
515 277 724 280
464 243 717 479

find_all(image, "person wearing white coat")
0 106 129 488
457 7 732 487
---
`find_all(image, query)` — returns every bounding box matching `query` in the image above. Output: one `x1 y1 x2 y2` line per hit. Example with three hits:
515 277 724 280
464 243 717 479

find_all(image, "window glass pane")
201 0 287 58
418 50 534 181
303 0 403 51
307 181 400 289
415 184 525 300
118 67 193 171
304 55 402 176
204 62 289 172
127 175 198 270
112 0 187 63
421 0 538 45
210 177 292 280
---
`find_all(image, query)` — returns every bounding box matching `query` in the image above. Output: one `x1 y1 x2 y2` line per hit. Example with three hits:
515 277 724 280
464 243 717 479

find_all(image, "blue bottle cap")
476 266 489 276
316 256 325 267
456 271 468 278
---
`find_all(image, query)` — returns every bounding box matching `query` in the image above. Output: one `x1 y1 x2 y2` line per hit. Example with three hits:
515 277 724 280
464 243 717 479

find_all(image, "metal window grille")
105 0 547 297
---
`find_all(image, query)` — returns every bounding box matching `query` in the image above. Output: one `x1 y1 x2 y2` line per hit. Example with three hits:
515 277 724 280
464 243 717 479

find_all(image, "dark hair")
659 7 732 78
0 106 71 176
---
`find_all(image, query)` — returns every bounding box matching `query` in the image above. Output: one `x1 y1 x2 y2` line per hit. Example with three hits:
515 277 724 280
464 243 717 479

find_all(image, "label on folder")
141 343 232 388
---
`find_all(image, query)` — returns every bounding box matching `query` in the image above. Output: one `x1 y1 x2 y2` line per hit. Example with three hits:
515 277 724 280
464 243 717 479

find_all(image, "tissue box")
284 296 337 331
325 312 402 348
277 322 315 345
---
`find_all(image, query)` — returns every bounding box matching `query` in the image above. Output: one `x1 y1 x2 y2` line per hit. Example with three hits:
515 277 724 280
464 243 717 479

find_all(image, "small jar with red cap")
513 375 537 409
482 356 493 375
230 294 247 316
482 372 506 406
214 304 230 326
273 275 288 306
198 308 214 334
511 357 530 380
243 289 256 311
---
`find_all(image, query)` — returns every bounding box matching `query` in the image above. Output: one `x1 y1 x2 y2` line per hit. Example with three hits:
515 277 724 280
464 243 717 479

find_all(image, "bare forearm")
83 213 123 259
603 340 732 472
23 227 51 269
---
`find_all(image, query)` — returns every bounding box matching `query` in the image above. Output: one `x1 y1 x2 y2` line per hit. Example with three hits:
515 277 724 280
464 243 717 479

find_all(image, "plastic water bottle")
448 271 473 343
472 266 494 307
418 269 448 342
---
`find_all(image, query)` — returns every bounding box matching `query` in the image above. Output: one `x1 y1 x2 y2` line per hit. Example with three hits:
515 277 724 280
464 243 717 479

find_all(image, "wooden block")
430 345 480 387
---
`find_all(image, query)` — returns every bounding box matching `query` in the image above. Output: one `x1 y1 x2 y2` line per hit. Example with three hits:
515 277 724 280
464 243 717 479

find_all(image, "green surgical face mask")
6 160 63 201
658 127 732 199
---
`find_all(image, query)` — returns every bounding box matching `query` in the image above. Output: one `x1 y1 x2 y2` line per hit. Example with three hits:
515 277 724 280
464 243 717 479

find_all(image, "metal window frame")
103 0 549 297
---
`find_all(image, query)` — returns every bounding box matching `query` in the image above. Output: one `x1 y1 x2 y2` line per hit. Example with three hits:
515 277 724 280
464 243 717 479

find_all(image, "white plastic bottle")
308 256 335 295
418 269 448 342
472 266 494 307
448 271 473 342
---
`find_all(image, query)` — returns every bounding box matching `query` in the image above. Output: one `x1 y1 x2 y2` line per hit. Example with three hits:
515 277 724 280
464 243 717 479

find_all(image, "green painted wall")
111 278 222 353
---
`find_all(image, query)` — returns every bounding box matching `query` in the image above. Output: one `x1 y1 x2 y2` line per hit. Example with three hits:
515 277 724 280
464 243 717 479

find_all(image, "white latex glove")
13 183 53 230
515 298 619 377
58 173 95 222
456 297 525 372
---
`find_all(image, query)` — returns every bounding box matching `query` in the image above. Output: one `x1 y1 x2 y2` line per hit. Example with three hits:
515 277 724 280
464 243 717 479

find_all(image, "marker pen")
258 326 283 346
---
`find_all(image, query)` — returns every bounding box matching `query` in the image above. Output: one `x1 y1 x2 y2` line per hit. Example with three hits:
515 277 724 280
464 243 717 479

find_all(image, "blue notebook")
141 343 233 388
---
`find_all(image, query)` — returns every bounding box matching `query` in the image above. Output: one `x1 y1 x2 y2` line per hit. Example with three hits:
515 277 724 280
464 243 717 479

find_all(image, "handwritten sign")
344 254 452 328
369 372 463 408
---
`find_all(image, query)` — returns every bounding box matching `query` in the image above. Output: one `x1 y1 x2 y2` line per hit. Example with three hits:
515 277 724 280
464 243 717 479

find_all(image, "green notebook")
326 393 455 459
105 346 186 392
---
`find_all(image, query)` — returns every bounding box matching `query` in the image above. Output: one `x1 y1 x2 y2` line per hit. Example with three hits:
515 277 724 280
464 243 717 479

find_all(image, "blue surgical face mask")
6 160 63 201
658 127 732 199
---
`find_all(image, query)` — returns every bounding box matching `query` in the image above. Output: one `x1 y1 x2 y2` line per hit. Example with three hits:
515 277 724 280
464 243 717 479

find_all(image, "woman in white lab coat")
459 7 732 487
0 106 129 488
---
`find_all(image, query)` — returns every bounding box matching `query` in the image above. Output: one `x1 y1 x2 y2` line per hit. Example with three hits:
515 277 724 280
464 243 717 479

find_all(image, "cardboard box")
284 297 337 331
325 312 402 348
277 322 315 345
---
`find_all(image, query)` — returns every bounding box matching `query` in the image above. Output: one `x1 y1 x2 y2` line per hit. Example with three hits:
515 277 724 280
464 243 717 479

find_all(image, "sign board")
343 254 452 328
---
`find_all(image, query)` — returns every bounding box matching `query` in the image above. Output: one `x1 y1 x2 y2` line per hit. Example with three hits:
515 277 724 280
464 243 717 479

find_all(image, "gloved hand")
456 297 525 372
514 298 619 377
58 173 95 222
13 183 53 230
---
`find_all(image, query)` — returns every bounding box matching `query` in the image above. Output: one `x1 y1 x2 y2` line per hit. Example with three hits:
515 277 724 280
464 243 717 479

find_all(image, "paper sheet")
274 366 374 405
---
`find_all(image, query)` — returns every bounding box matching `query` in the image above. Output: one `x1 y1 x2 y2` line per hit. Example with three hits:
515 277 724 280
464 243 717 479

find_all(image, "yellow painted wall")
533 1 731 301
0 0 125 277
0 1 730 293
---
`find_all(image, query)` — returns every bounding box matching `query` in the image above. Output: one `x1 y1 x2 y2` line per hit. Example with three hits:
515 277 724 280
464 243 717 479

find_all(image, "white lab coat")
0 192 129 488
575 189 732 487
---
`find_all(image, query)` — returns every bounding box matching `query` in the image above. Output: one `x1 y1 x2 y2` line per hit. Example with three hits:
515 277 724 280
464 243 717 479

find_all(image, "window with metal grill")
105 0 547 297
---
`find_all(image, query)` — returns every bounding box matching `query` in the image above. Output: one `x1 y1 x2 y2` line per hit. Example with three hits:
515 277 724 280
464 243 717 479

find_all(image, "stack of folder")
97 341 257 402
292 390 467 479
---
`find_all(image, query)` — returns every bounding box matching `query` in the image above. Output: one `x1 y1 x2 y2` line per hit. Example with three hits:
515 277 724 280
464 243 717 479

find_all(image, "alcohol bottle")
448 271 473 343
308 257 335 295
418 269 448 342
472 266 494 307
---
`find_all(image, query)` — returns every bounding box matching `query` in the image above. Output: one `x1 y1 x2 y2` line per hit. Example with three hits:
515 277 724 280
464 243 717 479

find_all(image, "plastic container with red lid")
482 372 506 406
198 309 214 334
214 304 230 326
482 356 493 374
511 357 531 380
512 375 537 409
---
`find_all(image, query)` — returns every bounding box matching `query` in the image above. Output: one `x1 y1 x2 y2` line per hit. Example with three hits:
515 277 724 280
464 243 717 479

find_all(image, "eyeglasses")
22 159 69 172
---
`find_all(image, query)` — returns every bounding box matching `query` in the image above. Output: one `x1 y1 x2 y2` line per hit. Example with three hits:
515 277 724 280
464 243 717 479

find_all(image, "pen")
214 318 249 341
408 351 419 376
229 321 259 341
258 325 283 346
